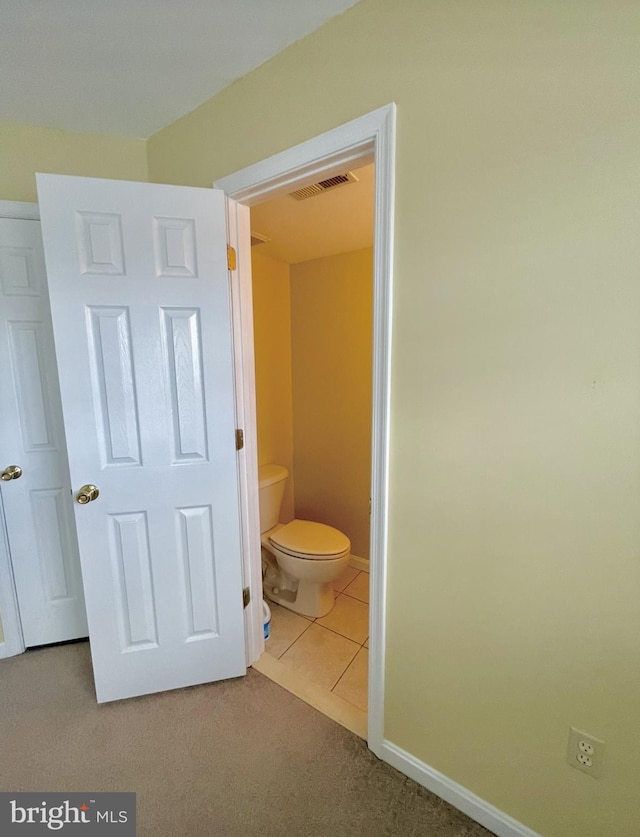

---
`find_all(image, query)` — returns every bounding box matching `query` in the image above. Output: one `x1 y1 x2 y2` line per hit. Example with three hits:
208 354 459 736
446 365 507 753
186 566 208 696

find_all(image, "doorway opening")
216 103 396 753
249 162 374 738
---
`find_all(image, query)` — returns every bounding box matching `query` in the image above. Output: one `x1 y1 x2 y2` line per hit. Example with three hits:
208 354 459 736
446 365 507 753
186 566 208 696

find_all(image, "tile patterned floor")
264 567 369 713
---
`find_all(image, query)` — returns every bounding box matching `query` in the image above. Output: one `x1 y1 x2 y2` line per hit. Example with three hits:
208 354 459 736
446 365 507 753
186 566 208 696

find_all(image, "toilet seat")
269 519 350 560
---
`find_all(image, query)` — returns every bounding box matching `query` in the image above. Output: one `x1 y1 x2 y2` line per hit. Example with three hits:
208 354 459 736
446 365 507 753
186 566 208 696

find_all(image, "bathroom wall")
290 248 373 560
146 2 640 833
0 121 148 203
250 249 295 522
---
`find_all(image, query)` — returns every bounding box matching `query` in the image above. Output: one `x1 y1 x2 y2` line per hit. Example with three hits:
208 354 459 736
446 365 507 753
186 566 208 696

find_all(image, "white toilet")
259 464 351 618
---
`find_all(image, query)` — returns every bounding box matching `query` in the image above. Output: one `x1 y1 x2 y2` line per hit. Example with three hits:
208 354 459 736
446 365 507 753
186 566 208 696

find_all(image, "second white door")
0 215 87 647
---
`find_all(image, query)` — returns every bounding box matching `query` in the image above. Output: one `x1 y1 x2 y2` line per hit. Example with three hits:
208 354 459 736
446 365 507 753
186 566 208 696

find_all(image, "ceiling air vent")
289 171 359 201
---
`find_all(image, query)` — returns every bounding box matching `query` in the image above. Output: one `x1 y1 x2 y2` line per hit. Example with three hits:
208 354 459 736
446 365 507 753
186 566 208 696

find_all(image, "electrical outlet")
567 727 604 778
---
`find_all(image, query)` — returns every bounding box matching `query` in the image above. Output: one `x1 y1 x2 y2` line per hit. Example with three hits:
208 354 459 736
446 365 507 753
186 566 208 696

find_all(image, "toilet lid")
269 519 350 559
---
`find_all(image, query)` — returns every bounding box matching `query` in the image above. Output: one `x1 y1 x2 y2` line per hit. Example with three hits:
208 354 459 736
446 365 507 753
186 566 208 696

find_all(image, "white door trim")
0 200 38 658
0 201 39 221
225 198 262 665
215 103 396 755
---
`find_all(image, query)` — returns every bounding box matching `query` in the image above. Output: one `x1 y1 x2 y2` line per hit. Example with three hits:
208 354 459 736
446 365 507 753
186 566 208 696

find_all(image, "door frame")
0 200 40 658
215 103 396 754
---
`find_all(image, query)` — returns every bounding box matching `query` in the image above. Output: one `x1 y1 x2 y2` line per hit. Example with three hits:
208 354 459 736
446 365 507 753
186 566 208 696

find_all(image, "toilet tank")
258 464 288 533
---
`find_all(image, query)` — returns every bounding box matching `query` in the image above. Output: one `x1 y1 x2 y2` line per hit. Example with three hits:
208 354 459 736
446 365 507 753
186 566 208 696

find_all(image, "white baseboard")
349 554 369 572
379 740 542 837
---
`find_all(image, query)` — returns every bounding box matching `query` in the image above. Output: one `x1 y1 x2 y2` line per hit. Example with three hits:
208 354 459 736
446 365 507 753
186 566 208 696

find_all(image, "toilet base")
264 578 335 619
261 533 350 619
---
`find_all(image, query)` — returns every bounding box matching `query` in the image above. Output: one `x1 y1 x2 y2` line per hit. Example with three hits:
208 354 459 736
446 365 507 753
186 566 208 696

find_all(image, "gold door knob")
1 465 22 481
76 484 100 504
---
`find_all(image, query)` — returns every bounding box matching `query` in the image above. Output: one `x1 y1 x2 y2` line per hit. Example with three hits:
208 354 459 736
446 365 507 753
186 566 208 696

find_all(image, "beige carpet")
0 642 492 836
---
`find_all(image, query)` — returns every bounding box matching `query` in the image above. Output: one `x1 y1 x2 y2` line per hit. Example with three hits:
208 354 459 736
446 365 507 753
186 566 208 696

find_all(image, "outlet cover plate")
567 726 604 778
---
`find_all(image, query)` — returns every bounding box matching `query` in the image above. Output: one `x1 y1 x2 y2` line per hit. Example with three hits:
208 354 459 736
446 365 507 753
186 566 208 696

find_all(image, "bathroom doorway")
216 104 396 751
249 163 374 736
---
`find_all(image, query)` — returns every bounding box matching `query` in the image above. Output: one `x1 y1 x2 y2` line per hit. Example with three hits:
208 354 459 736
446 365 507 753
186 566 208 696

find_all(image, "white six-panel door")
0 217 88 647
37 174 246 702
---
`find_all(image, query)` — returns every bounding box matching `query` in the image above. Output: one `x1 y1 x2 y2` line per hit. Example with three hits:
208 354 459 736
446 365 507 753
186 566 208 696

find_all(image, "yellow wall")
251 246 372 554
251 250 295 522
0 122 148 202
290 248 372 560
147 2 640 833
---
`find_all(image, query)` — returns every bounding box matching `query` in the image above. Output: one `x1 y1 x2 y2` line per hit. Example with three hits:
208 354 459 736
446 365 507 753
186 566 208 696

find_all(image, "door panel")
0 217 88 646
161 307 208 461
87 305 141 465
37 175 246 702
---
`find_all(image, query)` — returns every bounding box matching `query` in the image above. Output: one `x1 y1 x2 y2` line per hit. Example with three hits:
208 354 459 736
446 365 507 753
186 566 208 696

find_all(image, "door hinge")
235 428 244 450
227 244 237 271
243 586 251 608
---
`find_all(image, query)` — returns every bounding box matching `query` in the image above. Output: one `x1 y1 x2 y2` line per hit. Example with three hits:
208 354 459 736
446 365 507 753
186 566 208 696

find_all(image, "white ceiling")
1 0 361 138
250 163 374 264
